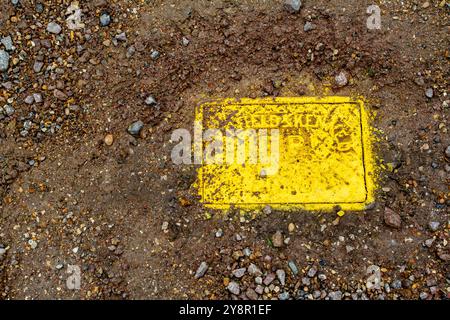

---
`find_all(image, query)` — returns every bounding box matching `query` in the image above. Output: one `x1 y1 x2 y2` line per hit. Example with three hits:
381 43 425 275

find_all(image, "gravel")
33 61 44 73
335 71 348 87
247 263 262 276
278 292 290 300
445 145 450 158
1 36 13 51
429 221 440 232
263 273 276 286
227 281 240 295
246 288 258 300
100 13 111 27
272 230 284 247
182 37 190 46
307 267 317 278
151 50 160 60
3 104 15 116
284 0 302 13
194 261 208 279
425 88 434 98
288 260 298 276
328 291 343 300
303 21 316 32
391 279 402 289
232 268 246 278
0 50 10 72
47 22 62 34
276 269 286 286
384 207 401 228
128 120 144 136
145 95 157 106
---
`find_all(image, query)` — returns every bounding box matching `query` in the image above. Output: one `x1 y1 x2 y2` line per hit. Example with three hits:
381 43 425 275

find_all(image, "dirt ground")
0 0 449 300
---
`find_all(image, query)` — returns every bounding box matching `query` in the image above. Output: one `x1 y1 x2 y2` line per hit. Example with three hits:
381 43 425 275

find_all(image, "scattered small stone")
255 285 264 295
284 0 302 13
318 273 327 281
262 205 272 214
0 50 10 72
53 89 68 101
288 260 298 276
307 267 317 278
28 239 38 249
246 288 258 300
33 61 44 73
128 120 144 136
24 95 34 104
303 21 316 32
33 93 43 103
276 269 286 286
100 12 111 27
1 36 13 51
115 32 127 42
384 207 401 228
104 134 114 146
424 238 434 247
335 71 348 87
278 292 290 300
3 105 14 116
272 230 284 247
346 245 355 253
182 37 190 46
150 50 160 60
419 292 428 300
391 279 402 289
288 223 295 233
302 277 310 286
227 281 240 295
328 291 343 300
35 2 44 13
243 247 252 256
47 22 62 34
263 273 276 286
425 88 434 98
445 146 450 158
145 95 157 106
248 263 262 276
55 263 64 270
194 261 208 279
215 228 223 238
232 268 246 278
429 221 440 232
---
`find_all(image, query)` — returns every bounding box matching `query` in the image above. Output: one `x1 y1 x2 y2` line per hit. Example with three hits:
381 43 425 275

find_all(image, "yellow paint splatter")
195 97 377 212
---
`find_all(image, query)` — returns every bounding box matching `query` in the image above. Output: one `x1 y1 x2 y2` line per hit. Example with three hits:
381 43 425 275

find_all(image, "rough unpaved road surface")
0 0 449 300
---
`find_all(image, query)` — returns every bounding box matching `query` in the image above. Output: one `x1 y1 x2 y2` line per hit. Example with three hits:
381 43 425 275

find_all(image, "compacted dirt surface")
0 0 449 300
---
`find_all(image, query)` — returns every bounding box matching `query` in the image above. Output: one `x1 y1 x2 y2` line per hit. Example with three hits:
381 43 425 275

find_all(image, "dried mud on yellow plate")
195 97 377 211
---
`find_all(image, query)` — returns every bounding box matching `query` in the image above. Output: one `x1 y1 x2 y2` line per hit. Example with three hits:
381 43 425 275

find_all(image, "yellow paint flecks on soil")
195 96 377 212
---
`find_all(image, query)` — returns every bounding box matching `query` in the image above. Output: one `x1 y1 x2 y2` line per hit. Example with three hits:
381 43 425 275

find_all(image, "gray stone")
243 247 252 256
194 261 208 279
276 269 286 286
419 292 428 300
1 36 13 51
128 120 144 136
24 95 34 104
246 288 258 300
303 21 316 32
335 71 348 87
145 95 157 106
47 22 62 34
35 3 44 13
263 273 276 285
115 32 127 42
227 281 240 295
33 93 43 103
232 267 246 278
278 292 290 300
302 277 310 286
288 260 298 276
391 279 402 289
247 263 262 276
100 13 111 27
429 221 440 232
33 61 44 73
53 89 68 101
424 238 434 247
215 229 223 238
4 104 14 116
307 267 317 278
182 37 190 46
151 50 160 60
425 88 433 98
0 50 10 72
328 291 343 300
255 285 264 295
284 0 302 13
445 146 450 158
